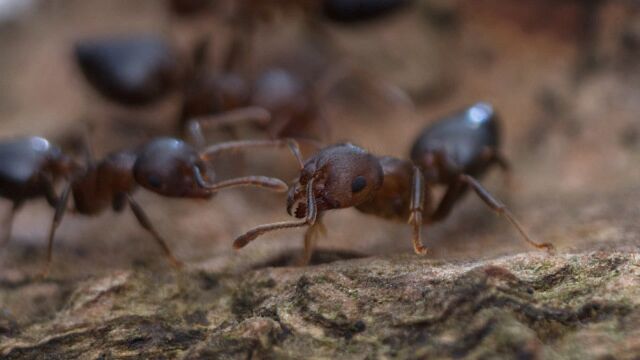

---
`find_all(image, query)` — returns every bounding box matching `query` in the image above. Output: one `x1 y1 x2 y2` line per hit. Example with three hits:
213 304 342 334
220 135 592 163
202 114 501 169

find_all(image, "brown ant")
233 102 554 264
0 134 302 274
175 28 331 148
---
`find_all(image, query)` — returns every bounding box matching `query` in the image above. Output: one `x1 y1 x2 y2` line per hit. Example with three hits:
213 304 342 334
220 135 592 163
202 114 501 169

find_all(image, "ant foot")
36 266 51 280
539 242 556 255
413 244 429 255
168 257 184 270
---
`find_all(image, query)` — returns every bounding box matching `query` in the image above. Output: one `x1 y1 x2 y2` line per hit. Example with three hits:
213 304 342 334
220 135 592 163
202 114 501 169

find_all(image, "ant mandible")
232 102 554 264
0 134 302 274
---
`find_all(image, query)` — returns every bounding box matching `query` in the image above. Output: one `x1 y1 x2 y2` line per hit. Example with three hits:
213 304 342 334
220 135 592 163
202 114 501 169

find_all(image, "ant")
74 35 181 106
183 66 329 149
175 31 334 149
232 102 554 264
0 134 302 274
321 0 412 23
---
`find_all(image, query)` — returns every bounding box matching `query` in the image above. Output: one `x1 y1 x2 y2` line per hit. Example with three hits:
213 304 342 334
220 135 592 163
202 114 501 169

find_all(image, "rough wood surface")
1 250 639 359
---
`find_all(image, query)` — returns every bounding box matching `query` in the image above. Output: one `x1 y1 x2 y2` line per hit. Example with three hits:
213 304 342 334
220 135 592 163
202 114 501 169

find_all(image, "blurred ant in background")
73 0 415 147
233 102 554 264
75 35 183 107
0 131 302 275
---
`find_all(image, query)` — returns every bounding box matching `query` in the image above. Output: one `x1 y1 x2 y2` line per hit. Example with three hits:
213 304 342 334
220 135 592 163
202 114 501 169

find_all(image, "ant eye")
351 176 367 193
147 174 162 188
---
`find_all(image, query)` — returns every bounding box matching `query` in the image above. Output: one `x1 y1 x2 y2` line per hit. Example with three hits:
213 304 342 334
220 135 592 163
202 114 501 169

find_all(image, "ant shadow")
251 248 368 269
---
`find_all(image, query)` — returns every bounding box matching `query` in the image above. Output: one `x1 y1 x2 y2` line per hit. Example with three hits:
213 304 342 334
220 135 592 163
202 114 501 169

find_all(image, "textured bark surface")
1 249 639 359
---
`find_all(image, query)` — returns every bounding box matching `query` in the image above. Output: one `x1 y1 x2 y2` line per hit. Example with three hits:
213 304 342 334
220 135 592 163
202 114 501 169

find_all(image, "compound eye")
147 174 162 188
351 176 367 193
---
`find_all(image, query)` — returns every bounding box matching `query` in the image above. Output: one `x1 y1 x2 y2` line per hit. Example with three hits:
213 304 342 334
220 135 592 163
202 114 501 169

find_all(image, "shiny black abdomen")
74 36 178 106
410 102 500 177
0 137 58 202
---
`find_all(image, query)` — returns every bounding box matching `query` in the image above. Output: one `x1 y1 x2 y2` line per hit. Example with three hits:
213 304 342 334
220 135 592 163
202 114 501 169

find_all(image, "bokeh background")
0 0 639 323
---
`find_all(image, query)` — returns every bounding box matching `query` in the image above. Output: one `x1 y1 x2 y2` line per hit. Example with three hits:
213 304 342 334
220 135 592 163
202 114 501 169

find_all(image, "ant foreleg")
234 178 317 249
298 214 325 266
187 106 272 148
126 194 183 269
408 167 429 255
460 174 554 252
40 182 72 277
1 202 21 247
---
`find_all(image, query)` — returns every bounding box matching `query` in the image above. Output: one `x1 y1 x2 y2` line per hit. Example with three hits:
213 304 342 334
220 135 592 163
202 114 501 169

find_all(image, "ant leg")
459 174 554 252
1 202 21 247
81 122 96 167
487 149 512 189
186 107 272 148
40 183 72 277
234 178 317 249
429 179 468 223
298 215 325 266
193 166 288 193
200 138 304 169
408 167 429 255
126 195 183 269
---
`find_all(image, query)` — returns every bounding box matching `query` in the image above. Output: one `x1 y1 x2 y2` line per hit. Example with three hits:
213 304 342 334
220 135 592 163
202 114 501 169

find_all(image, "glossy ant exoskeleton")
0 137 79 247
0 134 302 274
74 35 182 106
232 102 554 264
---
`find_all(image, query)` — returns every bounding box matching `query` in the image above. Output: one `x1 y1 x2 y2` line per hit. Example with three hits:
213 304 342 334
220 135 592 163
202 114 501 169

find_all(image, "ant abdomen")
74 35 180 106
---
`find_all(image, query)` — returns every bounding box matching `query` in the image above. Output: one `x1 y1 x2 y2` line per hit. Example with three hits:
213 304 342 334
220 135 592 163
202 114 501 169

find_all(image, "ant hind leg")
459 174 554 253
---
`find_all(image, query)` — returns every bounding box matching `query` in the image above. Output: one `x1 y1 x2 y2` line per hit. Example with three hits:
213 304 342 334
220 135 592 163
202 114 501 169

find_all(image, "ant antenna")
192 166 288 193
233 177 317 249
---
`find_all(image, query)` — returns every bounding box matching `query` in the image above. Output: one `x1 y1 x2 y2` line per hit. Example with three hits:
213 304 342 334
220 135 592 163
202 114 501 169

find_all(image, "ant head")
286 143 383 217
133 138 213 199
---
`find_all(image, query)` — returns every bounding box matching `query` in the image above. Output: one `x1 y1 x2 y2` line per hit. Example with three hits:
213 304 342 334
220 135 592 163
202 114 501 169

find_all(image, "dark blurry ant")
0 137 78 247
176 31 334 150
183 67 330 149
233 102 554 264
0 134 302 274
74 35 182 106
321 0 412 23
